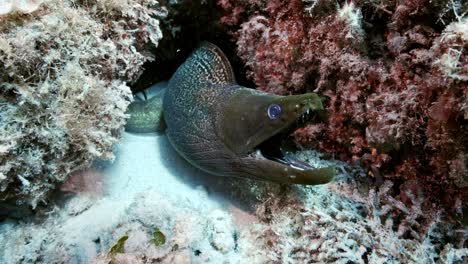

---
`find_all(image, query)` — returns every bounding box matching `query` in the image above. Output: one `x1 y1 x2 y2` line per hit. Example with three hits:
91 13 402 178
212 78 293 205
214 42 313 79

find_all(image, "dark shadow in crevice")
131 0 254 94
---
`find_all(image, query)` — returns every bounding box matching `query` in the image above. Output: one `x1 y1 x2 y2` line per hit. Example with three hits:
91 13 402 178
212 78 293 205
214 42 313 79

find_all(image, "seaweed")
151 227 166 247
108 234 129 263
218 0 467 218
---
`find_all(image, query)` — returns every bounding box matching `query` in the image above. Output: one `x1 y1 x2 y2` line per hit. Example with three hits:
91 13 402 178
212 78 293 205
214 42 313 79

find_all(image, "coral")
237 151 467 263
0 0 43 15
433 17 468 81
0 0 165 208
207 209 236 253
337 2 364 39
218 0 468 217
60 169 105 197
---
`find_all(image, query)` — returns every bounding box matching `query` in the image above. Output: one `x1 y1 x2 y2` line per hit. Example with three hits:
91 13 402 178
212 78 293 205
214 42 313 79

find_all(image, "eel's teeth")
290 163 306 171
255 149 266 159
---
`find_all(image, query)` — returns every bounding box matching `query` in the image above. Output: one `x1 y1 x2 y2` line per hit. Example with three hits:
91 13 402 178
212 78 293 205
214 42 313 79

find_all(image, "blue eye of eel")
267 103 282 120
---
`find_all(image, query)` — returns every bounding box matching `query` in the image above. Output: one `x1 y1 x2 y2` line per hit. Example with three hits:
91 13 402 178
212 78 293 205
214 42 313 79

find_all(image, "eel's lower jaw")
243 150 335 185
247 135 334 184
242 107 334 185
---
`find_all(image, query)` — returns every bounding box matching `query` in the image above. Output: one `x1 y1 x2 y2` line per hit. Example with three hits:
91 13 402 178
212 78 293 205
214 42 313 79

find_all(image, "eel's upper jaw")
244 105 335 185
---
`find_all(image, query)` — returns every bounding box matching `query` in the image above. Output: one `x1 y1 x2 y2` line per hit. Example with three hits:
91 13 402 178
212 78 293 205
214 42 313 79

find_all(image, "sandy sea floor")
0 83 260 263
1 129 259 263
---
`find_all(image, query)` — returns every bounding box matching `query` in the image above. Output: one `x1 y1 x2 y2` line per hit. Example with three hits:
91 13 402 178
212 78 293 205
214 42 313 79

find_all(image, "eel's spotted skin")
127 42 335 185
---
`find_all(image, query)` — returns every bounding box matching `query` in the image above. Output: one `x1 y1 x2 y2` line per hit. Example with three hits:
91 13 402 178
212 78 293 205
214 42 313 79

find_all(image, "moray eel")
126 42 335 185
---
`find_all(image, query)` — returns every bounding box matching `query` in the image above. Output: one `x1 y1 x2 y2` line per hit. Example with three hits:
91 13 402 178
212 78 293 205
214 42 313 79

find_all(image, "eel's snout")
274 92 325 120
230 92 336 185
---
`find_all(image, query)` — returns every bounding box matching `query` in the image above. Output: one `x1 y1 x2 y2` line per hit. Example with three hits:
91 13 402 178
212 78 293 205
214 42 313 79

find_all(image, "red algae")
219 0 467 216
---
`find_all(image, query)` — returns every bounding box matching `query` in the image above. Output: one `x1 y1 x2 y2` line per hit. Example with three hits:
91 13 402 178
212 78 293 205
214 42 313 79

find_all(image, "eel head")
219 89 335 185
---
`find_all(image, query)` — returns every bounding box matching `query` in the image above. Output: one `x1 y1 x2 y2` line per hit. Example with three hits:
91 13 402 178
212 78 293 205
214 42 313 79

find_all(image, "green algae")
151 228 166 247
108 234 128 263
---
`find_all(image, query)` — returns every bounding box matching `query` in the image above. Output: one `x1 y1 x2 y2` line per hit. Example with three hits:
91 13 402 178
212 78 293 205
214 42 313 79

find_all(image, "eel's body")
126 42 335 185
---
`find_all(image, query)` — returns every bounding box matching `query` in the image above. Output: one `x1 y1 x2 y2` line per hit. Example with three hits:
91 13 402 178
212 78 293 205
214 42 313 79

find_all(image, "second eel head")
218 89 335 185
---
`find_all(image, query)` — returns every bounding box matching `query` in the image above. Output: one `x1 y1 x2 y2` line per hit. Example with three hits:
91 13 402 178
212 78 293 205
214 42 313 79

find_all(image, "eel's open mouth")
224 91 334 184
250 108 326 170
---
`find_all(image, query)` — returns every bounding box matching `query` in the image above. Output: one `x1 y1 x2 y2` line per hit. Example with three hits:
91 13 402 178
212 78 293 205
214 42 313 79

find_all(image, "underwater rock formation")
0 0 165 208
218 0 467 219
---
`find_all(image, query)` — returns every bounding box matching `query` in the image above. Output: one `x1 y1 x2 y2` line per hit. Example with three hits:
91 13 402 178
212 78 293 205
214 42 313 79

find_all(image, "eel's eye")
267 103 282 120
